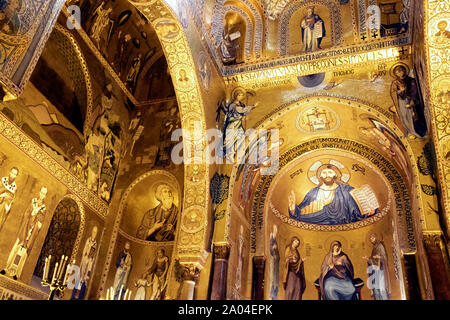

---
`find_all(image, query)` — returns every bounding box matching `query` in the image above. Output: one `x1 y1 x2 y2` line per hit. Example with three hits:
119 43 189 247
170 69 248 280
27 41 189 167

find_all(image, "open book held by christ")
350 184 380 215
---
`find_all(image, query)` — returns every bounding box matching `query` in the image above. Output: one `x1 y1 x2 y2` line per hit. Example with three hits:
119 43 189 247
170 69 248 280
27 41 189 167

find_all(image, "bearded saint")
136 184 178 241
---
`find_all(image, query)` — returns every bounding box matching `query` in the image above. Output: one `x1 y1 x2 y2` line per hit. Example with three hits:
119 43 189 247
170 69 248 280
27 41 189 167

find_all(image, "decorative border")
0 276 47 300
424 0 450 235
223 42 409 80
253 94 393 127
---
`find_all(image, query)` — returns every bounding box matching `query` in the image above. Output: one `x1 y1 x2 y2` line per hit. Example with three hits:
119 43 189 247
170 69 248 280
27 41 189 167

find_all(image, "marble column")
210 244 230 300
180 264 200 300
402 253 422 300
251 256 265 300
423 232 450 299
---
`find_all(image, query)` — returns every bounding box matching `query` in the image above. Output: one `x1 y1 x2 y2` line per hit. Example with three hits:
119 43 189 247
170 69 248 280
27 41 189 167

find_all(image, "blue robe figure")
289 183 366 225
269 230 280 300
112 243 132 300
320 241 357 300
301 7 326 52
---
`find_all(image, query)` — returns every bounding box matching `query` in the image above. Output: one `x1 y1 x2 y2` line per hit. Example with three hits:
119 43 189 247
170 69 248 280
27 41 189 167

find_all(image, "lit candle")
124 289 128 301
52 262 59 284
57 255 65 280
63 261 71 286
43 257 48 282
119 285 124 300
60 256 68 281
110 287 114 300
46 255 52 282
106 288 109 301
127 290 132 300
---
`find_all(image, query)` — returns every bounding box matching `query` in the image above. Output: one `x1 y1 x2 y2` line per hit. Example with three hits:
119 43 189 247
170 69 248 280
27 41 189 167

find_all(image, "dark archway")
33 198 81 280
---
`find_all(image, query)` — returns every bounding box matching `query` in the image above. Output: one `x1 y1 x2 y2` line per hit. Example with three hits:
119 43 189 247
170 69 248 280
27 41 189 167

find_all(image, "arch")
221 95 432 299
33 195 85 281
278 0 343 56
223 5 254 61
261 144 409 299
212 0 263 59
225 94 426 251
51 24 94 137
97 0 211 298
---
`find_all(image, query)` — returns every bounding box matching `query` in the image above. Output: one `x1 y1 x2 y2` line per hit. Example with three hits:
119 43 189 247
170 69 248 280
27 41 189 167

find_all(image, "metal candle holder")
41 254 72 300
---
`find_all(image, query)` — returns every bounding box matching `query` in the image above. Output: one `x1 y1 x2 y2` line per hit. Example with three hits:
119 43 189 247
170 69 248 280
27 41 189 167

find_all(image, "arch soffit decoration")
278 0 343 56
52 24 94 137
225 95 426 250
223 5 254 61
100 0 210 274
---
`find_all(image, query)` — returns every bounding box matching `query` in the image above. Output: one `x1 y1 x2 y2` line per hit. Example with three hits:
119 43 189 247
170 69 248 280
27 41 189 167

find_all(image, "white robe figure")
90 3 112 47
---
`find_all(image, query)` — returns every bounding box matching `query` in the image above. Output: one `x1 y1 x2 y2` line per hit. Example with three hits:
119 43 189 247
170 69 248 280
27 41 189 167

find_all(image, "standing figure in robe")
134 272 152 300
218 89 258 161
300 6 325 52
283 236 306 300
136 184 178 242
89 2 113 49
126 54 142 93
219 25 239 65
288 164 369 225
2 187 47 280
71 225 98 300
399 0 410 33
364 233 391 300
112 31 132 77
148 249 169 300
113 241 132 300
390 65 427 138
0 166 18 231
319 241 356 300
269 225 280 300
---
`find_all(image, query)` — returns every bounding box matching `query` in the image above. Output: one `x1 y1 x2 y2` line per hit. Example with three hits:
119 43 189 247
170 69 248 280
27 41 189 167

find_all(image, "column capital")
179 263 201 282
423 231 444 251
213 244 231 260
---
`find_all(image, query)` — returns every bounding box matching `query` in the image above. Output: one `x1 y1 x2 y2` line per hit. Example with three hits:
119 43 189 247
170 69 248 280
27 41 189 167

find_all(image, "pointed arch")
97 0 211 298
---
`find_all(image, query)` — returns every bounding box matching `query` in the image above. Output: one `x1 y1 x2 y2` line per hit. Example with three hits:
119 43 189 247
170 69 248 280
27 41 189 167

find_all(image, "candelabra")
105 286 132 300
41 254 72 300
